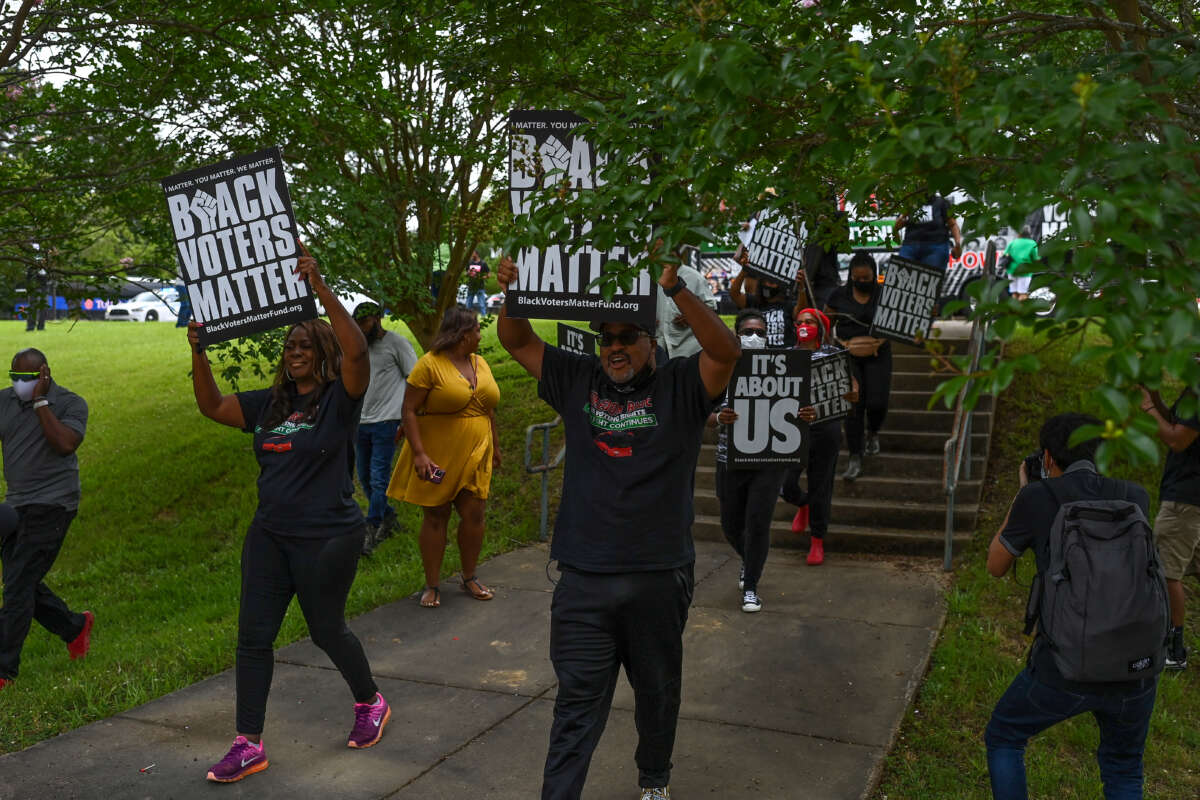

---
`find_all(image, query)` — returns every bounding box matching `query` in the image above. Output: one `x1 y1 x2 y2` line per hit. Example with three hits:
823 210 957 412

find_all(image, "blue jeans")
467 289 488 315
898 241 950 272
984 667 1158 799
355 420 400 526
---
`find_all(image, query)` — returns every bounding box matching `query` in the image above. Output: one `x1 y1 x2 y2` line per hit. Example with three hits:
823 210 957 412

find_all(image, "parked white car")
104 289 180 322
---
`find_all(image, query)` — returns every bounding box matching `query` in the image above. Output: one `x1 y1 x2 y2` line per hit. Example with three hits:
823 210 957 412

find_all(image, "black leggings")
715 463 785 591
779 421 841 539
236 523 377 735
845 347 893 455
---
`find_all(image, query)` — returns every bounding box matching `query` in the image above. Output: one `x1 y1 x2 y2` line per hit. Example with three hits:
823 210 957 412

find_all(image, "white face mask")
739 332 767 350
12 378 38 402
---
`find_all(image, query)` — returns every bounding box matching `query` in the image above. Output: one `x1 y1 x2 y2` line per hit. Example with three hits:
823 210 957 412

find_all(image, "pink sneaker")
807 537 825 566
206 736 268 783
348 692 391 749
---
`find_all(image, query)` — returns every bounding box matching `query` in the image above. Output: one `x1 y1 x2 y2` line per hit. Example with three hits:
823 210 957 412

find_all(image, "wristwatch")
32 398 49 409
662 278 685 298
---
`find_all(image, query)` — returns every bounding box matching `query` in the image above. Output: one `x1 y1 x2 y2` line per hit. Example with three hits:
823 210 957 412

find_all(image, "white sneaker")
742 590 762 613
640 788 670 800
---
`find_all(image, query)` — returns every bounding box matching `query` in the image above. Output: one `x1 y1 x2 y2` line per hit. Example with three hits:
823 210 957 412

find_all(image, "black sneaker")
1166 629 1188 671
842 454 863 481
378 510 398 542
361 523 379 557
865 433 881 456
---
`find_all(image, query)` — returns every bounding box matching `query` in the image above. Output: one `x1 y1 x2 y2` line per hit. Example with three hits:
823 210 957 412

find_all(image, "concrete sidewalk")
0 541 946 800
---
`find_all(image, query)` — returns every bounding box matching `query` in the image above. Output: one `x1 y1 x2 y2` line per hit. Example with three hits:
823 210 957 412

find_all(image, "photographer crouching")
984 413 1168 800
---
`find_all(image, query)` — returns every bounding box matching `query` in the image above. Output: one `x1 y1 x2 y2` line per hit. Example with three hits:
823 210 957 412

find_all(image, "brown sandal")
461 576 493 601
419 586 440 608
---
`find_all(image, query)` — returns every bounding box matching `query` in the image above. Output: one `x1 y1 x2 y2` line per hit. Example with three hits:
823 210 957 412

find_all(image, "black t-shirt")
237 378 364 537
1159 393 1200 505
465 258 490 293
538 346 714 572
825 285 891 354
746 301 796 349
902 195 952 244
998 461 1154 692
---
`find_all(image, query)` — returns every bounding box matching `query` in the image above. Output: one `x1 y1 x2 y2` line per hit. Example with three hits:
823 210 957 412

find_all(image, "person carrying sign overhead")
495 247 740 800
778 308 858 566
730 248 796 349
188 242 391 784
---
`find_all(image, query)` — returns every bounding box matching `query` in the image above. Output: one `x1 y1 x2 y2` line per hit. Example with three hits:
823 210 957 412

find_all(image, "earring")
285 369 295 382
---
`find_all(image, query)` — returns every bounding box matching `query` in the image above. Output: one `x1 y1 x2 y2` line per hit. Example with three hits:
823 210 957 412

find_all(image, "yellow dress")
387 351 500 507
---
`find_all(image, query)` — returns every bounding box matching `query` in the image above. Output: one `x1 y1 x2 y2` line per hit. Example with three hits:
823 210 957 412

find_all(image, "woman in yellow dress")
387 306 501 608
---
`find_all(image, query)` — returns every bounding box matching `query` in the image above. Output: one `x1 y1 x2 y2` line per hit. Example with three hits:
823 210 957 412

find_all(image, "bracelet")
662 278 685 298
33 398 49 409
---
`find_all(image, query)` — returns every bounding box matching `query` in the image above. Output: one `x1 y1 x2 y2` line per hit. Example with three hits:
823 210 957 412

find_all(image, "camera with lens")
1023 450 1044 483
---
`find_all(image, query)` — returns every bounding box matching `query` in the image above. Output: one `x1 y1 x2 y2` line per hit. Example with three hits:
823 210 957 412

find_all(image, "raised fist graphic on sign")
538 135 571 178
190 190 219 233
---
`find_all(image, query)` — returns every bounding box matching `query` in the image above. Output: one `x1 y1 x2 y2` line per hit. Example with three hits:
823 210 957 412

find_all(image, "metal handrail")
941 240 997 571
524 416 565 542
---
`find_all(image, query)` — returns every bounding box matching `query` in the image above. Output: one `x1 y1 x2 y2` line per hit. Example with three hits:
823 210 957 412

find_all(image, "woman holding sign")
710 310 789 613
188 242 390 784
779 308 857 566
387 306 501 609
825 252 891 482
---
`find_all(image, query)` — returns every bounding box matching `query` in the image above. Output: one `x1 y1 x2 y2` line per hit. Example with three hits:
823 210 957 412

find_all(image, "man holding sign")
496 251 739 800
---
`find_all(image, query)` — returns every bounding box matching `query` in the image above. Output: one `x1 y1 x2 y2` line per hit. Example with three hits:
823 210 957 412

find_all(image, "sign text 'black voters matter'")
506 110 656 328
809 349 853 424
161 147 315 346
557 323 598 356
870 255 944 345
743 209 804 285
728 349 811 468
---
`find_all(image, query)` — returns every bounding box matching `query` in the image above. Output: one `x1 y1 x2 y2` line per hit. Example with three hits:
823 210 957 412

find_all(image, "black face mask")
852 280 876 294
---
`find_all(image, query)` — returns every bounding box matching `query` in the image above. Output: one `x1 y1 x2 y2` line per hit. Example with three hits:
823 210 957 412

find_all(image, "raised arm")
28 365 82 455
660 259 740 398
188 322 245 429
296 240 369 398
1142 387 1200 453
495 255 546 380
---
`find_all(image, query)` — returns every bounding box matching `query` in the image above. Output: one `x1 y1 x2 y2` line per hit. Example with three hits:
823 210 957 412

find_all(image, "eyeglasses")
8 371 39 381
598 329 650 347
737 330 766 338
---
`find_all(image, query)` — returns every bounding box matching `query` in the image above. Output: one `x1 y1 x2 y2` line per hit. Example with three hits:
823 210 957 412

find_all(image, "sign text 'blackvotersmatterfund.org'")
506 110 656 328
161 147 316 346
728 349 811 468
869 255 944 346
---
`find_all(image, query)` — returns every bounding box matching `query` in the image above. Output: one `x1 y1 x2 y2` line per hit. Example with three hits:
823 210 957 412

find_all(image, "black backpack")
1023 480 1170 682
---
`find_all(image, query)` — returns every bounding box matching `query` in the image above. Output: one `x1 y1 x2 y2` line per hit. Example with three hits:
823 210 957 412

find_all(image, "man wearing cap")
496 253 740 800
353 303 418 555
1 348 93 691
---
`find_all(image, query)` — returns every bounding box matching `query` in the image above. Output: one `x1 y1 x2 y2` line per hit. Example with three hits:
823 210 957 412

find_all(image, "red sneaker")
807 537 825 566
0 677 11 691
791 505 809 534
68 611 94 660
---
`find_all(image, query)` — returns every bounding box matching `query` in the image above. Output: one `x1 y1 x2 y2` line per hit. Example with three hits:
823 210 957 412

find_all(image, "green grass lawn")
0 317 565 754
873 330 1200 800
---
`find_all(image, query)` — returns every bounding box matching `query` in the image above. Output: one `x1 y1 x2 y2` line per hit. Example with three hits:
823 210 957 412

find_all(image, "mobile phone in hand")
427 467 446 484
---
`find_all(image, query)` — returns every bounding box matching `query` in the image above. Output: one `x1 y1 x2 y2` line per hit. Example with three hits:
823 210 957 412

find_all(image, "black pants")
542 564 694 798
845 348 893 455
236 523 377 734
715 463 785 591
780 422 841 539
0 504 86 680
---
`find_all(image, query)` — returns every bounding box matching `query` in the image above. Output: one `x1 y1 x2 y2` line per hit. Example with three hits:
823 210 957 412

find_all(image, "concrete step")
890 371 963 391
693 466 981 504
833 449 986 476
693 490 977 531
701 427 988 458
889 390 993 412
692 515 972 555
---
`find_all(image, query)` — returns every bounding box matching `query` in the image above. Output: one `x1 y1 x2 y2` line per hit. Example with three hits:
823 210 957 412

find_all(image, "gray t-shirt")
0 382 88 510
655 265 719 359
361 329 419 424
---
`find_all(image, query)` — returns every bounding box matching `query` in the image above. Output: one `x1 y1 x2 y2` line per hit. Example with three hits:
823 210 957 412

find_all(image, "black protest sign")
728 349 811 468
743 209 804 285
557 323 598 356
809 349 853 424
870 255 943 345
506 110 655 328
161 147 314 346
